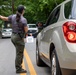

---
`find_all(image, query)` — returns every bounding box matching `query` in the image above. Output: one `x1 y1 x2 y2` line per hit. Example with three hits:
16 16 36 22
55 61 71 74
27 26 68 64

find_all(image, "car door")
40 6 61 61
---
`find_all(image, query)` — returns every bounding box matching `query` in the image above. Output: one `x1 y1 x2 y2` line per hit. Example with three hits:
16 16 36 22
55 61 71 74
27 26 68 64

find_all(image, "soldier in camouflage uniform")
0 5 28 73
36 22 43 34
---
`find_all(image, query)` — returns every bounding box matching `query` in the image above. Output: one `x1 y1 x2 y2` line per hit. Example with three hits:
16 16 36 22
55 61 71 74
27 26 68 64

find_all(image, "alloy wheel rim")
52 54 56 75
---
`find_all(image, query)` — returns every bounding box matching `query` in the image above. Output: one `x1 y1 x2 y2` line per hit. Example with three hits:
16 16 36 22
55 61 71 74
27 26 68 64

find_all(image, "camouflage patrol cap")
17 5 26 14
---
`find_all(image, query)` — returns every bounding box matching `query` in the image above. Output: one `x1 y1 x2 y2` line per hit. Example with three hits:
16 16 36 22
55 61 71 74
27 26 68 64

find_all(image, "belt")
13 32 24 38
12 32 19 34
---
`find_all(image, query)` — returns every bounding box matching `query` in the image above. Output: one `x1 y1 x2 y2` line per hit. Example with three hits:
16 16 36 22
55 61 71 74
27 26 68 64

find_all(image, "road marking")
24 49 37 75
20 60 26 75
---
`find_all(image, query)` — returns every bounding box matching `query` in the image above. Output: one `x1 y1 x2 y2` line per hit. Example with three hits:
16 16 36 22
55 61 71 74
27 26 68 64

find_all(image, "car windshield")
2 29 12 32
28 24 36 28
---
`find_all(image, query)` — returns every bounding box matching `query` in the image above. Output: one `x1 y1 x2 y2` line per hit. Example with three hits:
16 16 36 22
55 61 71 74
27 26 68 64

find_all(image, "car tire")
51 50 62 75
0 33 2 39
36 43 45 66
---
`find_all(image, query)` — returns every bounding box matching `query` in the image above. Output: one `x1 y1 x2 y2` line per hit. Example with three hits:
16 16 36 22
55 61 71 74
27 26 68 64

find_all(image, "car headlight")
2 33 5 35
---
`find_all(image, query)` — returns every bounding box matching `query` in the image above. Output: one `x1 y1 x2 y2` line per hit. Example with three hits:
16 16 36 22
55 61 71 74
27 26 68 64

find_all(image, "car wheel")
36 43 45 66
0 34 2 39
51 50 61 75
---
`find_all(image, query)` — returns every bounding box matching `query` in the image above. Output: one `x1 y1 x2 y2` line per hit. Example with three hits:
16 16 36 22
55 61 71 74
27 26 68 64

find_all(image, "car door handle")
51 27 53 28
44 30 46 33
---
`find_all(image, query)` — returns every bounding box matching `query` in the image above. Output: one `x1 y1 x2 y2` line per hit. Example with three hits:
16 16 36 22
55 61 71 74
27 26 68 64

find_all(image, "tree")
0 0 64 27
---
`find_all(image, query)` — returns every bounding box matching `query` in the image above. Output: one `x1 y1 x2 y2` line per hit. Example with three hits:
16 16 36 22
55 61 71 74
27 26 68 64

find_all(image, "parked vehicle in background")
27 24 38 38
1 28 12 38
36 0 76 75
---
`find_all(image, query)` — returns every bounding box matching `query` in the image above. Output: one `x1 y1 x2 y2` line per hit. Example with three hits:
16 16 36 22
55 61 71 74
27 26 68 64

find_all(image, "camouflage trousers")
11 33 25 70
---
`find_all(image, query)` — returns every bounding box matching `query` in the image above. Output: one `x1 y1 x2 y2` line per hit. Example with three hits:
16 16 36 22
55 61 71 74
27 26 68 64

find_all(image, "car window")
29 25 36 28
46 6 60 26
64 1 72 19
2 30 6 32
71 0 76 19
64 0 76 19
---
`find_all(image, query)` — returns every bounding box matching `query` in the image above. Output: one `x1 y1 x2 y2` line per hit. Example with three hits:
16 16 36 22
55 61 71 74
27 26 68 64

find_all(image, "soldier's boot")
16 68 27 73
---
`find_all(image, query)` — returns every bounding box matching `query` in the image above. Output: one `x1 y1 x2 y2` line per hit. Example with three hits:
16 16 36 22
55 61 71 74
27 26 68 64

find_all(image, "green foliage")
0 0 64 27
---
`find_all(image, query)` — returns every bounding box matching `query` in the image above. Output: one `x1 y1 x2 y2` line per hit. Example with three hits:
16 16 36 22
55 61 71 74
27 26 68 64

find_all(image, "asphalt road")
0 38 50 75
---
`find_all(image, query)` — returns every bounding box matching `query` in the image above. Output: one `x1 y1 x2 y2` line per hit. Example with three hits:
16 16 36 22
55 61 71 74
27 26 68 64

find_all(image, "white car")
27 24 38 38
36 0 76 75
1 28 12 38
